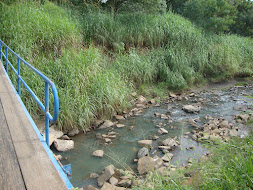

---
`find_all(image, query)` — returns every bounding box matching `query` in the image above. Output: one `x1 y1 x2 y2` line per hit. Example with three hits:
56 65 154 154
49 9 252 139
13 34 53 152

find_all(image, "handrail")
0 40 59 147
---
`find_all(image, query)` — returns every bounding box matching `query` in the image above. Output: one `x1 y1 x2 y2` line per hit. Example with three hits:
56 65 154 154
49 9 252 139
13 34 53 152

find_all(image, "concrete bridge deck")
0 64 68 190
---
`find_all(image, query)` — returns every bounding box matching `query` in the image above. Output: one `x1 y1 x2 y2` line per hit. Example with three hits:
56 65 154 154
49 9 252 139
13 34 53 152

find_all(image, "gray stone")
97 165 115 187
44 128 64 146
83 185 99 190
116 124 125 128
169 92 177 98
182 105 201 113
161 138 178 149
54 139 74 152
158 128 168 134
109 176 118 186
153 156 164 169
137 156 154 175
56 154 63 161
100 182 115 190
115 187 126 190
158 146 172 151
118 179 131 187
138 140 152 146
161 153 173 162
67 128 79 137
90 173 99 178
92 150 104 158
104 138 111 143
99 120 114 129
137 95 147 104
137 147 149 158
220 120 229 128
161 114 169 120
149 99 156 104
61 135 70 140
229 129 238 137
114 115 125 120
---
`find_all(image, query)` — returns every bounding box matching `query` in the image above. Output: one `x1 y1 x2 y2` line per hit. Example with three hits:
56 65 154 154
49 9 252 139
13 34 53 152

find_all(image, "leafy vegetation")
0 0 253 130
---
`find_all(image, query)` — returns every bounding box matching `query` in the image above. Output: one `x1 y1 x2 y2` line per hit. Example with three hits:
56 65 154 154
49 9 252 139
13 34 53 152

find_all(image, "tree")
183 0 237 33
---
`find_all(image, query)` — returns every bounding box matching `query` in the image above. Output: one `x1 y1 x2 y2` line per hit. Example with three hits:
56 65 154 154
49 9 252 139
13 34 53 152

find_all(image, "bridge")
0 40 73 190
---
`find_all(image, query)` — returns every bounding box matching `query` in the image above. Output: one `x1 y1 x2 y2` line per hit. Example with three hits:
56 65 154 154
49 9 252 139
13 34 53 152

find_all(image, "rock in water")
137 156 154 175
97 165 115 187
161 153 173 162
92 150 104 158
158 128 168 134
109 176 118 186
100 182 115 190
99 120 114 129
44 128 64 146
138 140 153 147
137 147 149 158
161 138 178 149
53 139 74 152
83 185 99 190
67 128 79 137
182 105 201 113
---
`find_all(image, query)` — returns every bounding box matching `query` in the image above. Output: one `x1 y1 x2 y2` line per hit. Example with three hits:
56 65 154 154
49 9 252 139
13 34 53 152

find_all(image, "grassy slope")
0 1 253 130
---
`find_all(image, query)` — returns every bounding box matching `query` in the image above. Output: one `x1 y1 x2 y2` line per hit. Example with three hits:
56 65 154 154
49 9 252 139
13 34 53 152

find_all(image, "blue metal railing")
0 40 59 147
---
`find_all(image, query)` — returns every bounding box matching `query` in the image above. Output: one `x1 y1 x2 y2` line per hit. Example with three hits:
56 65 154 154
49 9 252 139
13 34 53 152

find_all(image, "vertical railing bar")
0 41 2 63
45 82 50 146
17 58 21 95
6 47 8 74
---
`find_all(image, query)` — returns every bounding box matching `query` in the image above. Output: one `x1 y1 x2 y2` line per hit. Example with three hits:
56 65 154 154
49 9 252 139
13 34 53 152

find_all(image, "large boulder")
137 156 154 175
182 105 201 113
97 165 115 187
54 139 74 152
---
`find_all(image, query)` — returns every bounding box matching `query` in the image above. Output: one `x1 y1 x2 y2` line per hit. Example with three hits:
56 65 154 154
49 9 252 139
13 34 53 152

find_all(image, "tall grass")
1 1 253 129
0 1 132 130
0 1 81 58
81 11 253 90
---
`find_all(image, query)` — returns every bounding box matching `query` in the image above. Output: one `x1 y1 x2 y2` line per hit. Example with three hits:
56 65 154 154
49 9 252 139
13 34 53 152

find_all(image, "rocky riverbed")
46 81 253 189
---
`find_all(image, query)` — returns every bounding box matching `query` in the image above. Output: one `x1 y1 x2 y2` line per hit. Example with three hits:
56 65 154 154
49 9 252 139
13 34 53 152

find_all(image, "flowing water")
54 84 253 188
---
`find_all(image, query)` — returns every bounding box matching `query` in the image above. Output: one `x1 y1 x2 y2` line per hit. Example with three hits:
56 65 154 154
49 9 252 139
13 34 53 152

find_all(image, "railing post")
17 58 21 95
6 47 8 74
0 42 2 63
45 82 50 146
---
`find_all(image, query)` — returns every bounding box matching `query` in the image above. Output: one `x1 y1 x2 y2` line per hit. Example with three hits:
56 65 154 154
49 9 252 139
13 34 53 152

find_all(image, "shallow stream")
55 84 253 188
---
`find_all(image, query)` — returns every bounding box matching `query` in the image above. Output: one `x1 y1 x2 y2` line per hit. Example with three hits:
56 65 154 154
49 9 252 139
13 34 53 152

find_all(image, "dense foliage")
0 0 253 130
169 0 253 36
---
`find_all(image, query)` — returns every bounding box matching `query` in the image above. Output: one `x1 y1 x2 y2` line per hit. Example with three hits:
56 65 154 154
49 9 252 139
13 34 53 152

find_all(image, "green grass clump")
1 1 253 130
0 1 81 58
20 48 132 130
0 1 132 130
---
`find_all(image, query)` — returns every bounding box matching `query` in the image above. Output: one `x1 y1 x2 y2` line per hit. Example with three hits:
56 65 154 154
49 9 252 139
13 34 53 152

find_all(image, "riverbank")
47 80 253 189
